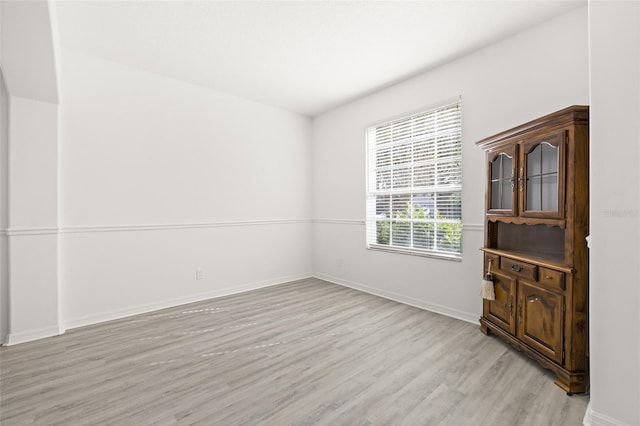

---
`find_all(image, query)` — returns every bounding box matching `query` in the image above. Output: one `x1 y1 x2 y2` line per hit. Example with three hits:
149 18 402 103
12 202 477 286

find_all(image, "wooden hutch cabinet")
477 106 589 394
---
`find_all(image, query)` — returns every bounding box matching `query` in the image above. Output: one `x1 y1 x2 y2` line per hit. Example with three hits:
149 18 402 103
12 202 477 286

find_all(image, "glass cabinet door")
488 146 517 215
520 131 565 218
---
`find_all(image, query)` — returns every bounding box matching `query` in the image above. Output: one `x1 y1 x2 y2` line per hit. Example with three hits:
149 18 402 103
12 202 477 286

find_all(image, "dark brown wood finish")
484 271 517 335
486 145 518 216
517 280 564 364
519 130 567 219
477 106 589 394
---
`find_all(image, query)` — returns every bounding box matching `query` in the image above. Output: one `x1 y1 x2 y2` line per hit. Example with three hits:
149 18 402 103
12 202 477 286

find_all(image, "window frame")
365 99 463 261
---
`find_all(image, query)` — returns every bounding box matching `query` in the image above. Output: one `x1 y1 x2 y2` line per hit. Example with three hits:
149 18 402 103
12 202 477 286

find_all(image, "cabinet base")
479 317 587 394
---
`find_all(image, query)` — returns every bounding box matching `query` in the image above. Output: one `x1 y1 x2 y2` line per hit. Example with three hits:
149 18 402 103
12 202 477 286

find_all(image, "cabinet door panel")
487 146 517 216
520 131 566 218
483 271 516 335
517 281 564 363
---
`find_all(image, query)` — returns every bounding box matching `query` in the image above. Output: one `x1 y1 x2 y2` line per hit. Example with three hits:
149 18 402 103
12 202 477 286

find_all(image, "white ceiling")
55 1 584 117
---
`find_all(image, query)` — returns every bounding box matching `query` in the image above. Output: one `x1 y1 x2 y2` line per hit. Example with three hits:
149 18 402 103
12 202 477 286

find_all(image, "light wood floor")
0 278 588 425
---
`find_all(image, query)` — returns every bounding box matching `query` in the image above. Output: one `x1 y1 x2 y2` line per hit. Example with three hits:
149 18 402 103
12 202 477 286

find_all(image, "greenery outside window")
366 100 462 260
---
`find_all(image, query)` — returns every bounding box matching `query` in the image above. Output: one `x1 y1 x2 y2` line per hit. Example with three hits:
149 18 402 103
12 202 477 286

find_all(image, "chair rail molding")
313 219 483 232
4 219 312 236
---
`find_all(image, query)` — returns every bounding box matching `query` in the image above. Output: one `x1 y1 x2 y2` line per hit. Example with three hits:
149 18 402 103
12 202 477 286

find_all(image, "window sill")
367 245 462 262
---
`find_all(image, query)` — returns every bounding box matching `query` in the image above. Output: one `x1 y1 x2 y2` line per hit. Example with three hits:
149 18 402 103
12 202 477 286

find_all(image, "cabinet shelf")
480 247 574 273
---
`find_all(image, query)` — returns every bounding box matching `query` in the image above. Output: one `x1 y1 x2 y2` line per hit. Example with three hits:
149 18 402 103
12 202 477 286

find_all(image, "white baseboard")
583 402 634 426
5 272 477 345
4 324 65 346
314 273 478 325
63 272 314 331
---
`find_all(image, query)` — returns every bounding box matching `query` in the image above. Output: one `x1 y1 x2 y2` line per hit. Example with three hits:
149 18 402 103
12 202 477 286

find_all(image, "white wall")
0 0 59 103
6 96 60 345
0 0 62 346
587 2 640 425
59 49 313 328
0 70 8 344
8 97 58 229
312 7 589 322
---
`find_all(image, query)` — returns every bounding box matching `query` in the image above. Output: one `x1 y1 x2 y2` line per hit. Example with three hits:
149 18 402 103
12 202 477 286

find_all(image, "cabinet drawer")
500 257 538 281
539 267 565 290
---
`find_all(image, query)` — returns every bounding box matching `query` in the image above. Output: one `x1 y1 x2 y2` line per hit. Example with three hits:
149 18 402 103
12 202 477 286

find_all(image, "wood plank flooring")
0 278 588 425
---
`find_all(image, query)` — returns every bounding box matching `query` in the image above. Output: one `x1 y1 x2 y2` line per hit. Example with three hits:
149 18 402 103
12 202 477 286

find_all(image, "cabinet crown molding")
476 105 589 151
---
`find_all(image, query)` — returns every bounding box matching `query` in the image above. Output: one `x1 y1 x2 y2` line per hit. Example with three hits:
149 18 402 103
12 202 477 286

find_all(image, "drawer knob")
545 275 553 280
511 264 523 272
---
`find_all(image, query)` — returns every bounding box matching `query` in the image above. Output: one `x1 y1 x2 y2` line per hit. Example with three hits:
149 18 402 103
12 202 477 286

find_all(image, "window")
366 100 462 260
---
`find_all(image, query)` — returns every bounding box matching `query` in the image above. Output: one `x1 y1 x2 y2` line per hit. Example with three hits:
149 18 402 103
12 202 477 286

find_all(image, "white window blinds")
366 100 462 259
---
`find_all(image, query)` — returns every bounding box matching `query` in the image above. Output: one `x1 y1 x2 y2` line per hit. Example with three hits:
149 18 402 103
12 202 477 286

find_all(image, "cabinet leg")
554 373 587 395
479 323 490 335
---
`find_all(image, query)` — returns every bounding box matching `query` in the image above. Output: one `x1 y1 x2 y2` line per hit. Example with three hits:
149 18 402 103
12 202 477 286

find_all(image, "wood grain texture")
0 278 588 425
477 106 590 393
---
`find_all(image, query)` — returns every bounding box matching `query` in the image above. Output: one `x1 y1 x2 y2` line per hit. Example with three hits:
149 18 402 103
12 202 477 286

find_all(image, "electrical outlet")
195 269 203 280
